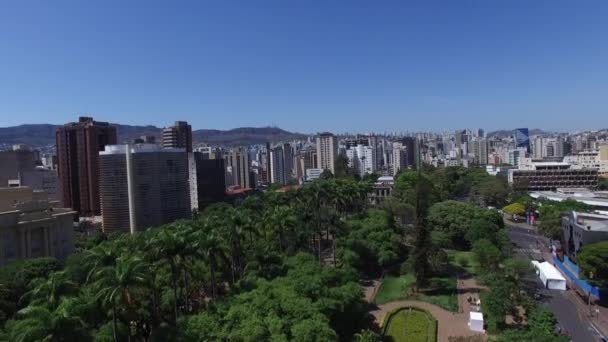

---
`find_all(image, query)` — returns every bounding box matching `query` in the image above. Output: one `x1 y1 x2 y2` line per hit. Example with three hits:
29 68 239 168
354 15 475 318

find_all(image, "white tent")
535 261 567 291
468 312 484 332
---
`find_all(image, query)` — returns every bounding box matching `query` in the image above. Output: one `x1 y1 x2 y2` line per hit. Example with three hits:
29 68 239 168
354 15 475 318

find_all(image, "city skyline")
1 1 608 132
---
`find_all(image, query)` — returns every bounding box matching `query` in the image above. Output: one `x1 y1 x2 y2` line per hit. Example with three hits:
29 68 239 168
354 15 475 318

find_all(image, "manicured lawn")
447 250 479 276
374 274 458 312
383 307 437 342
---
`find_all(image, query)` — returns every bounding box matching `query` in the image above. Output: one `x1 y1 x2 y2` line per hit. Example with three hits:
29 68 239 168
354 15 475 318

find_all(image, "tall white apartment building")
346 144 376 177
316 133 338 174
391 142 406 176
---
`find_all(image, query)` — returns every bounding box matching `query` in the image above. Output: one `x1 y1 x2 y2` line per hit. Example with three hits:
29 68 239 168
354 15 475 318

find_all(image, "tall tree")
411 171 433 290
89 256 149 342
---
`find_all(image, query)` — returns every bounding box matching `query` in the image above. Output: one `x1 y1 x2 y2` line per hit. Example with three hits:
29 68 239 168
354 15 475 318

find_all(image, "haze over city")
1 1 608 132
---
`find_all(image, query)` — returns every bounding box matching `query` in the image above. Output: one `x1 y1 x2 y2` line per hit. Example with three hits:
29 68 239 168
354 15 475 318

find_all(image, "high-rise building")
316 133 338 174
0 187 76 265
18 169 61 201
391 142 406 176
0 147 37 187
282 143 294 182
162 121 193 152
224 147 250 189
270 147 286 185
191 153 226 210
471 139 488 165
514 128 530 153
56 117 117 216
402 137 416 168
98 144 191 234
346 144 376 177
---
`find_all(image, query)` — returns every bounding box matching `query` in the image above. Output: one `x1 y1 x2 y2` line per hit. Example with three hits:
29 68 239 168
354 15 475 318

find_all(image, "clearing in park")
383 307 437 342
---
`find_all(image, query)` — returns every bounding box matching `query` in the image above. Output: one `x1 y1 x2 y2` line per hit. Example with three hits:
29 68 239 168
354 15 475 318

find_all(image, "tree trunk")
210 258 217 300
112 299 118 342
169 260 179 322
183 269 190 313
332 233 337 267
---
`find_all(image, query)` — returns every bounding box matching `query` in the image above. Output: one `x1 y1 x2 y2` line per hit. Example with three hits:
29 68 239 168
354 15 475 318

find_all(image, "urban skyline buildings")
56 117 117 216
98 144 191 234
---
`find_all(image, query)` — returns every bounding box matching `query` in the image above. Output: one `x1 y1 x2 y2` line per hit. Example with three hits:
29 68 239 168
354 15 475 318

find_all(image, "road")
507 224 602 342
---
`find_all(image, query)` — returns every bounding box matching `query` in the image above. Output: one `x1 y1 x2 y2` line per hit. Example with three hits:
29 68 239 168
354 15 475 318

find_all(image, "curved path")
372 300 483 342
366 275 487 342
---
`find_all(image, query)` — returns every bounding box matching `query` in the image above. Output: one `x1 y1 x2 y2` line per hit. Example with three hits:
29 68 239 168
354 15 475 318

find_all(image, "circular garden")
382 307 437 342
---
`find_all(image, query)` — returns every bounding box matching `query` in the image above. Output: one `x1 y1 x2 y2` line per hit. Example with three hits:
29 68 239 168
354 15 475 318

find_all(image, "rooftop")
100 144 186 155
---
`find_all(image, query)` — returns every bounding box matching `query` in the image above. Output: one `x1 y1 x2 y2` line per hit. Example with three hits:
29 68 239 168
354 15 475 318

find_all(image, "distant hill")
0 123 308 147
487 128 546 138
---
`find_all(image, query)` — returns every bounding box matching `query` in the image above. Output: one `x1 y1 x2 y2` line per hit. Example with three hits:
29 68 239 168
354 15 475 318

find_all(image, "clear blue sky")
1 1 607 133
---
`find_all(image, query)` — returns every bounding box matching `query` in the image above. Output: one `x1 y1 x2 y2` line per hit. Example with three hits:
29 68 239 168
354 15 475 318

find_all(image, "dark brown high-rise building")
56 117 117 216
162 121 193 152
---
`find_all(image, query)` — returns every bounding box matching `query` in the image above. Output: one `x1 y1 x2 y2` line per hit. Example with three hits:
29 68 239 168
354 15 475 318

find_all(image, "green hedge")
382 307 437 342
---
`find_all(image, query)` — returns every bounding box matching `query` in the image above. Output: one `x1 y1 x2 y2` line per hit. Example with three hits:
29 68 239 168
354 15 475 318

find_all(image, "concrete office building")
346 144 376 177
402 137 416 168
562 211 608 258
98 144 191 234
16 168 61 201
509 161 598 191
514 128 530 152
224 147 250 189
0 148 37 188
391 142 406 176
190 153 226 210
316 133 338 174
270 147 286 185
471 138 488 165
162 121 193 152
305 168 323 182
56 117 117 216
283 143 294 182
0 187 76 266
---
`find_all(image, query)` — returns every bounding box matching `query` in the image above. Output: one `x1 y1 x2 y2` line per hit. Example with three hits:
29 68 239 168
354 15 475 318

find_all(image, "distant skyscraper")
0 147 36 188
471 139 488 165
98 144 191 234
270 147 286 185
162 121 193 152
391 142 406 176
316 133 338 174
402 137 416 168
191 153 226 210
514 128 530 153
282 143 294 182
56 117 117 216
224 147 250 189
346 144 376 177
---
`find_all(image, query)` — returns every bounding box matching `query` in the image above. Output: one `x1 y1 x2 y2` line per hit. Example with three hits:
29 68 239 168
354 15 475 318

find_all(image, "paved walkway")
366 275 487 342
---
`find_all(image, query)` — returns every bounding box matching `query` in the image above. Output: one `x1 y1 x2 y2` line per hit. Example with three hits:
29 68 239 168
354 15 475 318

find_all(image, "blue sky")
1 1 607 133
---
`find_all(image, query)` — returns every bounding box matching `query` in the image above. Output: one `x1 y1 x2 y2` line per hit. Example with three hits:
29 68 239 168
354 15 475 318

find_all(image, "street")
507 224 602 341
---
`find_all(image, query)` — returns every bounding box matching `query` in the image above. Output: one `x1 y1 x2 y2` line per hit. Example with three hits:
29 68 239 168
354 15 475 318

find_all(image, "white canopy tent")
468 311 484 332
533 261 567 291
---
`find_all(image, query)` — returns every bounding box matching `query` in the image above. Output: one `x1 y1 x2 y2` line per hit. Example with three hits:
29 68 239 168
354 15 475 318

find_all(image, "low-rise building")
508 161 597 191
561 211 608 258
530 188 608 215
0 187 76 265
368 176 394 206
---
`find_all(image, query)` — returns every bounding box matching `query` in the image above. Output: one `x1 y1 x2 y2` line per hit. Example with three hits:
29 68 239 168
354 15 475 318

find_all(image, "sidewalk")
542 250 608 337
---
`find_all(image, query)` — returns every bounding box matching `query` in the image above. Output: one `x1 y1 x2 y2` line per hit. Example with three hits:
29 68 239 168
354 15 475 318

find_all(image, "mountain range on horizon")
0 123 552 147
0 123 309 147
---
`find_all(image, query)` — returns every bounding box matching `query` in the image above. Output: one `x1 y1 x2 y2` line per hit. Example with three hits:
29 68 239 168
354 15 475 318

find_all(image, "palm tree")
21 271 77 308
89 255 149 342
263 206 297 254
193 217 230 300
5 303 87 342
149 226 188 322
